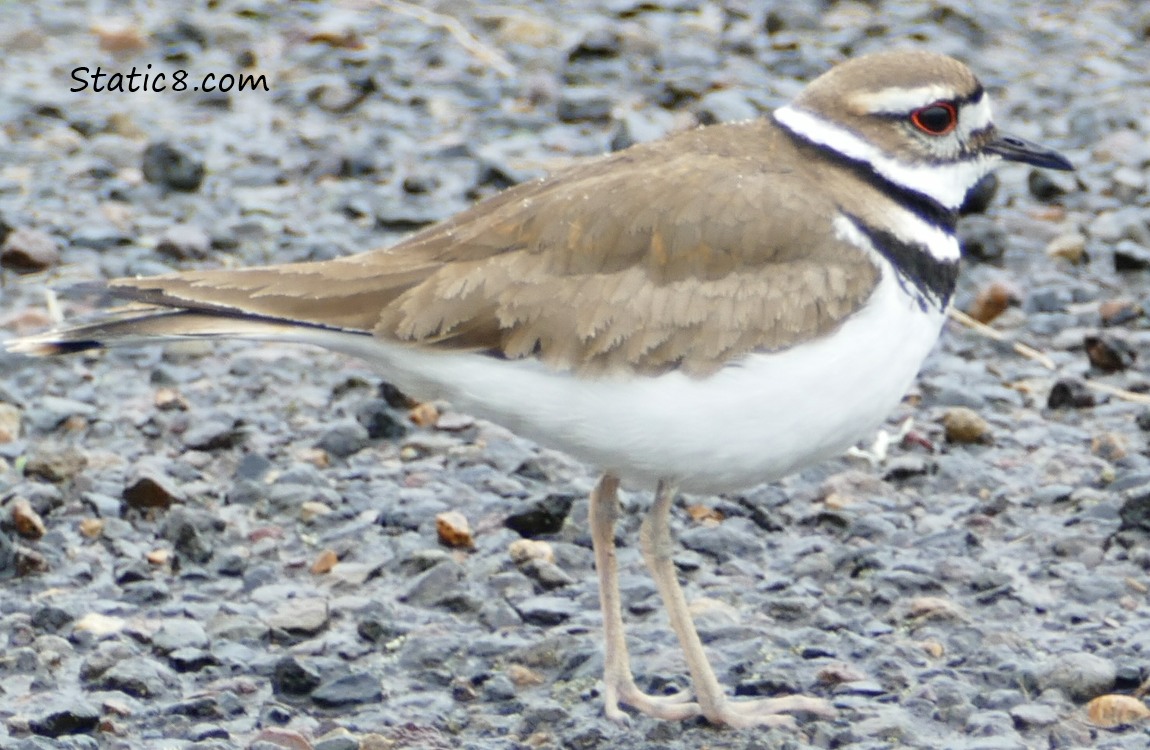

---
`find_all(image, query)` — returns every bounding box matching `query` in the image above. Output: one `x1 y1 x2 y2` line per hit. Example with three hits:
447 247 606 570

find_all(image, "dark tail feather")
5 308 329 357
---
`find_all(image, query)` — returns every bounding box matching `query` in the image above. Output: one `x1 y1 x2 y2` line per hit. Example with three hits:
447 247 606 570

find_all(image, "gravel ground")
2 1 1150 749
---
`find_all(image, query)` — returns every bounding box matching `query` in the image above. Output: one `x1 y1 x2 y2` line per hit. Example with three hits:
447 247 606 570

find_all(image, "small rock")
514 595 579 625
299 501 333 523
519 559 576 589
1099 299 1142 326
556 88 614 122
73 612 126 637
1114 240 1150 272
1045 232 1087 264
252 727 314 750
314 420 370 458
159 507 215 564
1086 694 1150 728
400 560 478 612
155 223 212 260
941 407 991 444
1092 432 1128 462
314 728 360 750
310 549 339 574
1047 378 1095 409
960 173 998 215
27 699 100 737
272 655 322 697
151 619 209 654
694 89 757 125
355 399 407 440
1084 334 1135 372
958 215 1007 262
1037 652 1116 702
142 141 205 191
0 227 60 274
23 446 89 483
504 493 575 537
182 418 244 450
1028 169 1073 201
95 656 178 698
0 402 21 442
883 455 930 480
11 497 47 539
1010 702 1059 729
966 281 1018 324
436 510 473 549
508 538 554 565
123 468 182 509
408 401 439 427
168 647 219 672
312 672 383 708
266 598 329 635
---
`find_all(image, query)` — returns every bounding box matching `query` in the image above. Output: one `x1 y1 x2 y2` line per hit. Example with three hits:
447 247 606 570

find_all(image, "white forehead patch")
850 84 960 114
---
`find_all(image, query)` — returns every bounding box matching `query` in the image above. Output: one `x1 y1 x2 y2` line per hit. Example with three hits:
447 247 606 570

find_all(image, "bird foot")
699 694 837 729
603 679 700 724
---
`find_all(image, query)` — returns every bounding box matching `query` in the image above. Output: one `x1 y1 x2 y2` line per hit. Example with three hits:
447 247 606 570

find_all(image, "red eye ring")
910 101 958 136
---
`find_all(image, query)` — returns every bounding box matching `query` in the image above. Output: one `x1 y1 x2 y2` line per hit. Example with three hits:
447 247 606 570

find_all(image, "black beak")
986 132 1074 171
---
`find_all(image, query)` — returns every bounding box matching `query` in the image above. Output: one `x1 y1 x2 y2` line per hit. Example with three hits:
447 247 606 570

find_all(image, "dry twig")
948 307 1150 405
378 0 515 78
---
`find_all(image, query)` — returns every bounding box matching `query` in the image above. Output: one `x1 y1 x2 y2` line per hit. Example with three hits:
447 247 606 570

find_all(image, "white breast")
297 253 947 493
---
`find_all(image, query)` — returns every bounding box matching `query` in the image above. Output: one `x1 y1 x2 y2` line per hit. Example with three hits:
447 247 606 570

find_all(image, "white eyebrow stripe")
957 94 993 140
772 103 996 210
850 84 959 114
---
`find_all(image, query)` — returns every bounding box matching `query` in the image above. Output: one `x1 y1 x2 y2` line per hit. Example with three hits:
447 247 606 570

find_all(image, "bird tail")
5 307 324 357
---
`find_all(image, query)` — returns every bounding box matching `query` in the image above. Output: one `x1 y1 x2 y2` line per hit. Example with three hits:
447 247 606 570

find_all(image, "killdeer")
8 50 1072 728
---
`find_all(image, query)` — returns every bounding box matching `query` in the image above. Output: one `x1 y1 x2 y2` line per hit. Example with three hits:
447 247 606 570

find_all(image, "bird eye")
910 102 957 135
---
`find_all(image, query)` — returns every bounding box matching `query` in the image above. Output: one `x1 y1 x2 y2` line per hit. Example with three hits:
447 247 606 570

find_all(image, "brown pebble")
123 470 182 509
409 402 440 427
11 498 46 539
153 388 190 411
905 596 965 621
1084 334 1136 372
0 402 22 443
1044 232 1088 264
815 662 867 686
298 447 330 468
508 538 554 565
252 727 312 750
1086 694 1150 727
79 518 105 539
686 504 724 525
16 547 49 576
1099 299 1142 327
1092 432 1128 462
918 639 946 658
941 407 991 444
24 446 88 483
966 281 1018 324
311 549 339 575
91 19 149 54
506 663 545 687
146 548 171 566
0 227 60 273
436 510 474 549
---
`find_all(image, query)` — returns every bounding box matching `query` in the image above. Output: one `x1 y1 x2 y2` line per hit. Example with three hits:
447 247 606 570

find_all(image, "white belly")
301 264 944 492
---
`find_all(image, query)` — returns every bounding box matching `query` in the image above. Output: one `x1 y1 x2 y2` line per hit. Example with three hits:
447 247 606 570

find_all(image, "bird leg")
588 473 699 723
638 480 836 728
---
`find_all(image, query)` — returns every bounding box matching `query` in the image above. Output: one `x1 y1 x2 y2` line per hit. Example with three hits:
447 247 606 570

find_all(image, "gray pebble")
1036 652 1116 702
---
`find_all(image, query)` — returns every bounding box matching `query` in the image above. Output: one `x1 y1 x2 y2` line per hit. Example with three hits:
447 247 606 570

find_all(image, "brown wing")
107 119 880 377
